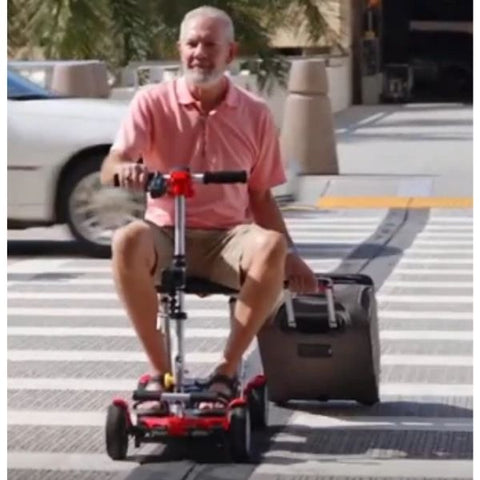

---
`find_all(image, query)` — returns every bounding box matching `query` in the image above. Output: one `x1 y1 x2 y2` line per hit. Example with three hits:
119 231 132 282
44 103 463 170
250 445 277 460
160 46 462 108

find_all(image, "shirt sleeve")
248 107 287 192
110 89 152 160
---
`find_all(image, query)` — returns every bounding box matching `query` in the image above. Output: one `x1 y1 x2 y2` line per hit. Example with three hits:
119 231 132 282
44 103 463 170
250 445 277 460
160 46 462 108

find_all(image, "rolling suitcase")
257 273 380 405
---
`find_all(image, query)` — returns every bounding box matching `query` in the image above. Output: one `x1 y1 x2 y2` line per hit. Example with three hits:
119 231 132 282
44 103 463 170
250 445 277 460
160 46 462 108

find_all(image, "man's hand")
115 162 149 191
285 252 318 294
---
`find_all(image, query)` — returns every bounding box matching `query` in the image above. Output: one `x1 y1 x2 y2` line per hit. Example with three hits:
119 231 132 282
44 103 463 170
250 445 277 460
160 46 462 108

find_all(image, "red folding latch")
168 170 194 197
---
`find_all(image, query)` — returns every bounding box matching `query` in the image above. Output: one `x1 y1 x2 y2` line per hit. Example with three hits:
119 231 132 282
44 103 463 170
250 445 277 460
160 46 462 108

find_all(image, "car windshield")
7 69 57 100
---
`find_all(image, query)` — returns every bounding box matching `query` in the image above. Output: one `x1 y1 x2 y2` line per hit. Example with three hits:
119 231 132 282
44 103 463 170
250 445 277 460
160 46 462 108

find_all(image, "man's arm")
249 188 296 252
100 150 128 186
250 188 317 293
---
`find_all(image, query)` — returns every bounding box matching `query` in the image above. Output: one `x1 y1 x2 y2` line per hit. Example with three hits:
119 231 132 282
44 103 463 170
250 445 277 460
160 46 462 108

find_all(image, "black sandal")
134 373 169 416
196 373 239 412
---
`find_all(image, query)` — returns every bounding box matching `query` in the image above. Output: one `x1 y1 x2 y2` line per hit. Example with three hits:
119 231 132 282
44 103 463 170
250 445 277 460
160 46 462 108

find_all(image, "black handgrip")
315 273 374 286
203 170 247 184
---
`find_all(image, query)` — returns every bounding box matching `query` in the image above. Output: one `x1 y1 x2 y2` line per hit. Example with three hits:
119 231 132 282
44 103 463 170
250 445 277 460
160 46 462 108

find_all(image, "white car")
7 68 145 257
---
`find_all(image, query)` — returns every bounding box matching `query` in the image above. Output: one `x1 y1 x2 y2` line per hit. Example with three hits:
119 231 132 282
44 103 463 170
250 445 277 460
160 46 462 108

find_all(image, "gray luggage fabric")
257 274 381 405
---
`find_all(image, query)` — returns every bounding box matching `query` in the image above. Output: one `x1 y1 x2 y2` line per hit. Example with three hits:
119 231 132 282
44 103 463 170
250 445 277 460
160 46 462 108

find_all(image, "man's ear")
227 42 239 65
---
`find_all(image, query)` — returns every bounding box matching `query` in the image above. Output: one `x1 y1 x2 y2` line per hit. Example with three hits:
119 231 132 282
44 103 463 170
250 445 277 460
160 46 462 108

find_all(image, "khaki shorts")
148 222 267 290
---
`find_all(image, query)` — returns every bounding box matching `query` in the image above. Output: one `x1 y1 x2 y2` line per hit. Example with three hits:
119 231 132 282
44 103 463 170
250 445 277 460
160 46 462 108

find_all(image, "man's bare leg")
206 231 287 399
111 220 170 377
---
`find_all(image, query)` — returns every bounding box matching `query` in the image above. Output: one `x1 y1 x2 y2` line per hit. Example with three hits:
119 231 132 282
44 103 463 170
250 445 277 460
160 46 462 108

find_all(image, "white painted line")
8 410 107 427
7 326 230 338
285 217 383 224
291 232 375 239
380 383 472 396
290 225 472 232
8 292 119 300
378 294 471 303
382 281 472 288
7 307 230 317
7 409 472 432
404 248 472 254
6 350 471 367
7 451 136 472
380 310 472 320
422 225 472 231
7 258 69 274
381 355 472 366
412 240 473 246
416 233 472 238
398 258 471 264
256 456 472 478
7 327 470 341
7 378 473 396
288 412 472 432
7 350 219 363
392 267 472 275
427 217 472 222
7 278 114 286
380 331 471 341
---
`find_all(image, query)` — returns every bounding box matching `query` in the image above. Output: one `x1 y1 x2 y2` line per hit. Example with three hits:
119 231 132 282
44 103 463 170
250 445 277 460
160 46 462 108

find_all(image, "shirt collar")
177 75 239 108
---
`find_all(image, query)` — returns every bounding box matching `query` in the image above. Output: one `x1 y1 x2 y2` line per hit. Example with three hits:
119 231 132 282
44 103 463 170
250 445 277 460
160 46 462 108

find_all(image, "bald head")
180 6 235 43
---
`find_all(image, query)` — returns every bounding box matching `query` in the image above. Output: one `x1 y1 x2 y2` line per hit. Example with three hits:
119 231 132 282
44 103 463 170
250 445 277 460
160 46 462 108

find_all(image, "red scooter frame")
106 168 269 462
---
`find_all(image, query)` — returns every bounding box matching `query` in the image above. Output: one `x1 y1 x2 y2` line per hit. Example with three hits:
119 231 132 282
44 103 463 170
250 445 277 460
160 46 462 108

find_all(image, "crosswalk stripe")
7 326 230 337
7 350 217 362
8 308 473 320
381 355 472 366
6 327 472 341
257 456 472 478
7 451 136 472
381 281 472 288
8 290 473 301
378 294 471 303
6 378 473 396
7 350 471 366
380 310 471 320
396 258 471 264
7 307 229 317
7 410 472 431
391 267 472 275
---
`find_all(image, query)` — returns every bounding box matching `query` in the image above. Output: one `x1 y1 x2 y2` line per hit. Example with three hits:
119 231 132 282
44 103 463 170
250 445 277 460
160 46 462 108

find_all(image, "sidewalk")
291 103 473 208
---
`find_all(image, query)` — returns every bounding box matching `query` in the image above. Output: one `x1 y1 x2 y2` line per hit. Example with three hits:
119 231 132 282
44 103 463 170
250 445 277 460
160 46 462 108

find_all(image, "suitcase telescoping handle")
317 276 337 329
283 276 338 329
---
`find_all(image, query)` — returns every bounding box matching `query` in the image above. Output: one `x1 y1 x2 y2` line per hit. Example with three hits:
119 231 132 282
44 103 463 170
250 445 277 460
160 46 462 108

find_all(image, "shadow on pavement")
117 400 471 479
7 239 95 257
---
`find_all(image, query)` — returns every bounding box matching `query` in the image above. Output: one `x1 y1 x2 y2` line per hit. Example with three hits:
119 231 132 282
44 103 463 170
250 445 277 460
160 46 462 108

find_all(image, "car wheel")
61 154 145 257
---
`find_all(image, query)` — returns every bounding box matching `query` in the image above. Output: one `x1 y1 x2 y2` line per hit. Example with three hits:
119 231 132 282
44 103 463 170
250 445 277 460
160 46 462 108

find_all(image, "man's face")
179 16 236 87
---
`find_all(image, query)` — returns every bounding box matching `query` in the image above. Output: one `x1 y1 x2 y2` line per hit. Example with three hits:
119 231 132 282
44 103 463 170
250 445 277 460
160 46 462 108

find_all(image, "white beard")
184 66 225 87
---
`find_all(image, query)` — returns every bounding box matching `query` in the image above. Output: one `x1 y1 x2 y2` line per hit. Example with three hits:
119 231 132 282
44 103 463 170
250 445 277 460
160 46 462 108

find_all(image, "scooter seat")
156 276 238 296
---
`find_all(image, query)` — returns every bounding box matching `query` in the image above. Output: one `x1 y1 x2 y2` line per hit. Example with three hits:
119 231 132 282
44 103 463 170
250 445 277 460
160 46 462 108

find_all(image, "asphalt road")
7 205 473 480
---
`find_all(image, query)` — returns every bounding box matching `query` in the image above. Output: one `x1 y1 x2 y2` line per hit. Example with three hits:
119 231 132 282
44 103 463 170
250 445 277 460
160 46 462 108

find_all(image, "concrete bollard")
51 61 110 98
280 59 339 175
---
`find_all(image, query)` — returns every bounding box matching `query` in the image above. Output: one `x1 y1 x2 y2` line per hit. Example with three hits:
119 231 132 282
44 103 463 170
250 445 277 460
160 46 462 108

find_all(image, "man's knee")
112 220 156 270
248 230 287 267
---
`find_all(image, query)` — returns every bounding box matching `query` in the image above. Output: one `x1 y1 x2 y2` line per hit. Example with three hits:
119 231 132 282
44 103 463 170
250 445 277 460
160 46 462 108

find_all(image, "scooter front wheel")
105 404 129 460
228 405 252 462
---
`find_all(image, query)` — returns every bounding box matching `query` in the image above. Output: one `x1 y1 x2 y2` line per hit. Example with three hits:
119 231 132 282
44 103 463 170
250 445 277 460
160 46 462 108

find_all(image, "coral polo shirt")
111 75 286 228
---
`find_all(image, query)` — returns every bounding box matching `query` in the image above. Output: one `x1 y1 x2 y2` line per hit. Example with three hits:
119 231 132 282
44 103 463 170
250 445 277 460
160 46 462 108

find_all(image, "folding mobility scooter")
105 168 270 462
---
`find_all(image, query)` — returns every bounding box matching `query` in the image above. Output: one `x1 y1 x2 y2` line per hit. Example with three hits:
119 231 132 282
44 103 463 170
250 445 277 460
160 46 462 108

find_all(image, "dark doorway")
381 0 472 102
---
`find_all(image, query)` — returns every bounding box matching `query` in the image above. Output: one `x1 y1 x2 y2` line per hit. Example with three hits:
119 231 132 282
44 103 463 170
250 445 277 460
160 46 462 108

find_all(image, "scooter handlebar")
203 170 247 184
112 170 247 189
